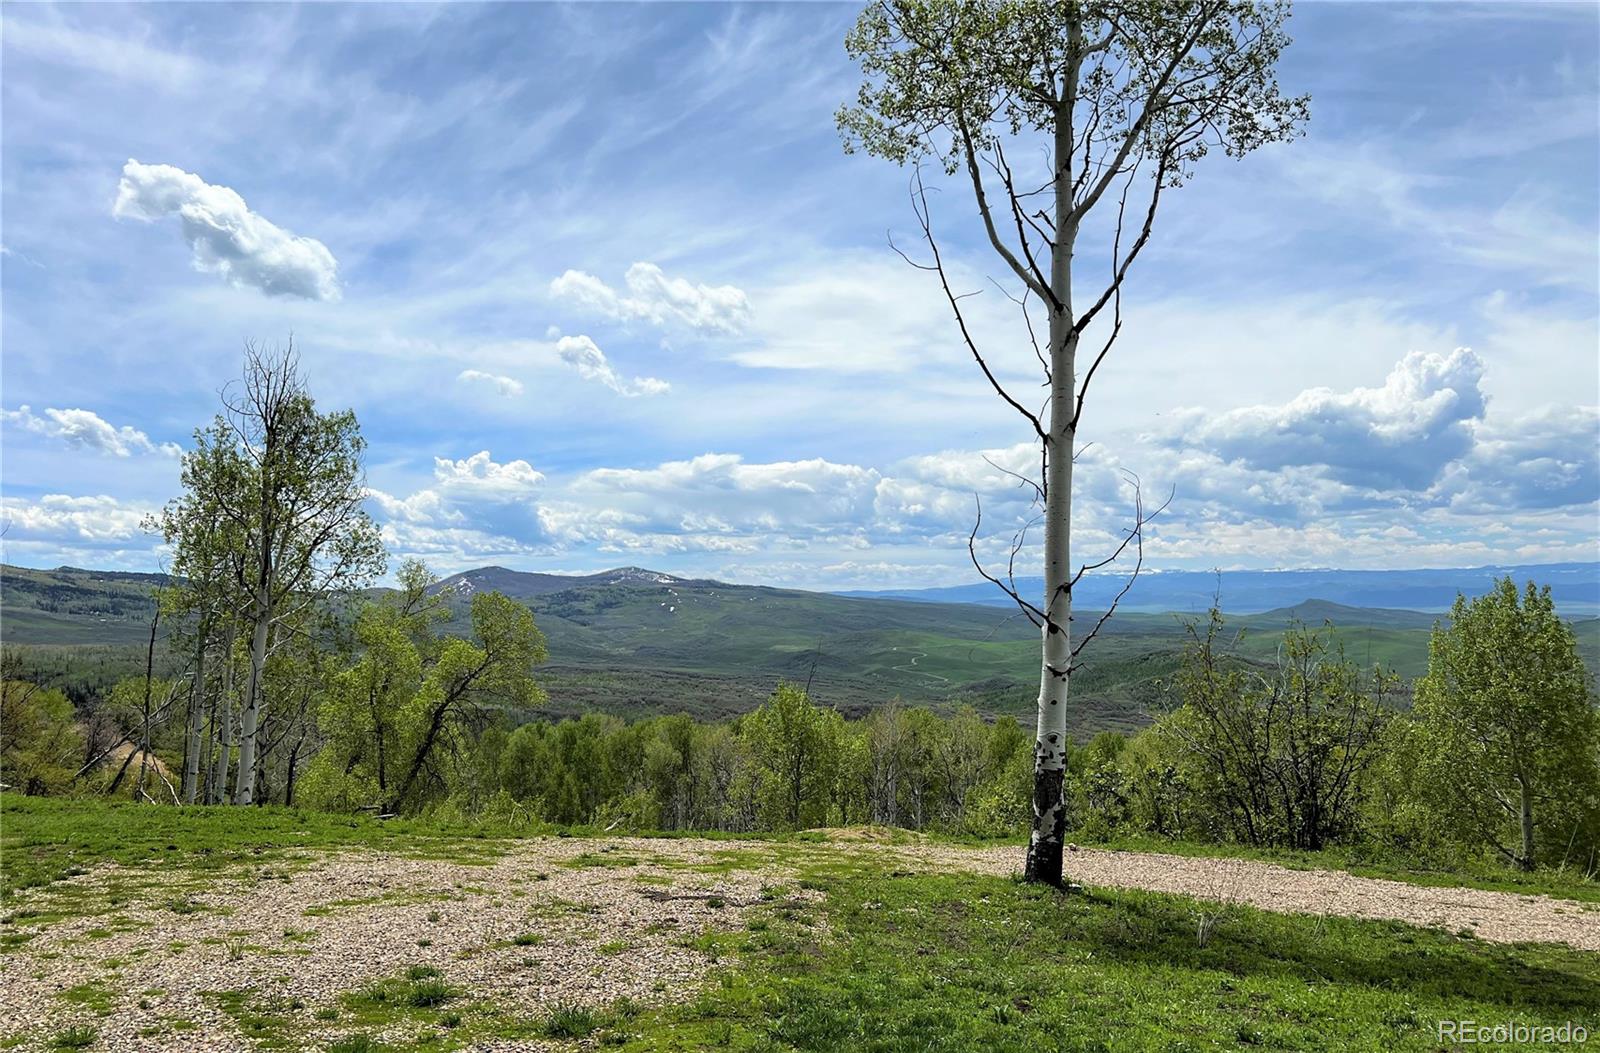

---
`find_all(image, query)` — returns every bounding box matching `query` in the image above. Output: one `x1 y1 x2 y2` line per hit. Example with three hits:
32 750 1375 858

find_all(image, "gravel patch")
887 841 1600 951
0 838 806 1052
4 834 1593 1050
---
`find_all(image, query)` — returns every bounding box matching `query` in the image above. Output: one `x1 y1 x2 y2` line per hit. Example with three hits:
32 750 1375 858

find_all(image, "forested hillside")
6 562 1598 731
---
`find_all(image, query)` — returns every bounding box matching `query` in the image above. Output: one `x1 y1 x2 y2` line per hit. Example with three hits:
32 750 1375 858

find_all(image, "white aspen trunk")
212 698 233 805
1025 99 1078 887
233 594 270 805
1517 771 1535 871
183 628 207 804
211 624 236 805
200 689 216 804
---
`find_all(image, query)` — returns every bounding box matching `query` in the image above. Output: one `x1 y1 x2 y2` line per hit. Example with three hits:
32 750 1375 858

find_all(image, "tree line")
6 568 1596 876
2 347 1595 878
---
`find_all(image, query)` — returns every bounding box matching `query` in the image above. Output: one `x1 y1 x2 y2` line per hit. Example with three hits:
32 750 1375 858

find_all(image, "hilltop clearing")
2 800 1597 1052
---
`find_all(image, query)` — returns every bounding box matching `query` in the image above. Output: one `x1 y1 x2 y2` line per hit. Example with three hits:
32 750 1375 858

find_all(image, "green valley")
6 563 1596 737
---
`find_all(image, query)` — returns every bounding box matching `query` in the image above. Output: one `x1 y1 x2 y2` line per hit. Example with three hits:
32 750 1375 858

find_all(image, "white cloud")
456 369 524 397
576 453 879 533
550 262 751 334
1165 348 1487 490
0 493 153 543
369 445 1044 573
432 450 545 496
367 451 548 562
555 335 669 397
113 160 340 301
2 405 180 458
1438 405 1600 512
0 243 44 268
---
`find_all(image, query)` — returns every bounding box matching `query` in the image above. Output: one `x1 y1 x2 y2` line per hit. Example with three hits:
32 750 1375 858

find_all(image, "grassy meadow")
2 796 1596 1052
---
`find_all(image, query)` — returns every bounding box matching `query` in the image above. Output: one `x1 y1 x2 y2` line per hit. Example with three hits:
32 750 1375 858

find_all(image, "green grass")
540 1002 600 1039
8 793 1591 924
57 981 115 1014
47 1026 97 1051
0 795 827 903
622 865 1600 1052
0 794 519 899
4 800 1596 1051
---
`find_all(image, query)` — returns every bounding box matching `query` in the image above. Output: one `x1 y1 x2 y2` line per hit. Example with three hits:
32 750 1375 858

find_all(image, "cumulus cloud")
366 437 1149 573
2 405 179 457
432 450 545 495
367 451 549 562
576 453 879 534
113 160 340 301
0 493 153 542
555 335 669 397
368 443 1059 572
1437 405 1600 512
456 369 524 397
1166 348 1487 490
550 262 750 334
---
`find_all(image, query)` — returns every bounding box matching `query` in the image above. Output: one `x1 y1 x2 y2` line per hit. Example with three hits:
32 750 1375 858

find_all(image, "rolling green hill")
4 563 1597 736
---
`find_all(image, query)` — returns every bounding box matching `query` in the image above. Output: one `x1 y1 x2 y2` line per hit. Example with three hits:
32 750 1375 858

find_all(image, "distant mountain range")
4 561 1597 735
838 562 1600 616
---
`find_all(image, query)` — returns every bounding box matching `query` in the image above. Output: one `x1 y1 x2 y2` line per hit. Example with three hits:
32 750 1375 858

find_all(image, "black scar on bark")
1024 766 1068 887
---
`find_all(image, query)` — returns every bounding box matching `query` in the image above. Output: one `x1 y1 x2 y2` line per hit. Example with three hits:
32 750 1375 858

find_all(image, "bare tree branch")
909 168 1048 441
1070 473 1173 664
968 497 1045 626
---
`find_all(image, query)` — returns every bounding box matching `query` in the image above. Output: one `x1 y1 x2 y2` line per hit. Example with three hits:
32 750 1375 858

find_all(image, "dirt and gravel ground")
2 835 1595 1051
897 841 1600 951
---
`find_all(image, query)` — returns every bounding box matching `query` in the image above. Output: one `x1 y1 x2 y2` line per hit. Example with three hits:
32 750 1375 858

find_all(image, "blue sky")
2 1 1596 589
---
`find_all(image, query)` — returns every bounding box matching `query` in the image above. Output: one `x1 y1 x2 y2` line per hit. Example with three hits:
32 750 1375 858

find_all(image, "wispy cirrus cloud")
0 2 1593 586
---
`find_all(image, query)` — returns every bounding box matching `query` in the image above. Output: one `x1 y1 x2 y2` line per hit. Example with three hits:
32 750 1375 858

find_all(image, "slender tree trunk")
136 606 160 801
211 623 237 804
1517 772 1535 871
106 746 138 797
284 726 308 808
392 685 469 813
202 680 219 804
1025 110 1078 888
183 627 207 804
234 593 270 805
200 693 215 804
